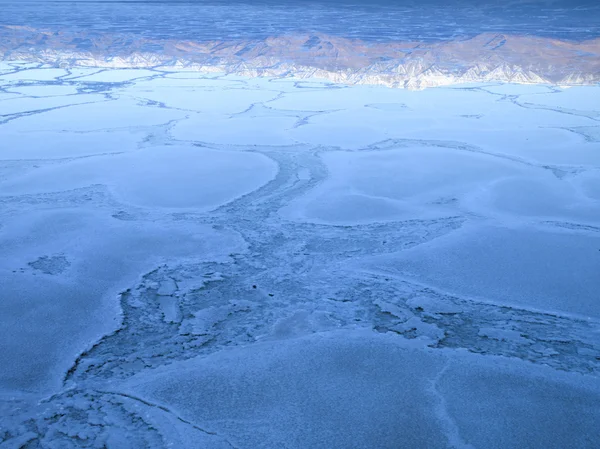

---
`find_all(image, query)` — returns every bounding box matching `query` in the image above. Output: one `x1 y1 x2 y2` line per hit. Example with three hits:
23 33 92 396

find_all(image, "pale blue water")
1 0 599 42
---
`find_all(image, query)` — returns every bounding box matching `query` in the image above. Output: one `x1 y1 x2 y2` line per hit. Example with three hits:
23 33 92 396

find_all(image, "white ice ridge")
2 26 600 89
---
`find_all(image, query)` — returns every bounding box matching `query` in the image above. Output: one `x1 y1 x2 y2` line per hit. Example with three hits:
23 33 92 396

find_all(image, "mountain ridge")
1 25 599 89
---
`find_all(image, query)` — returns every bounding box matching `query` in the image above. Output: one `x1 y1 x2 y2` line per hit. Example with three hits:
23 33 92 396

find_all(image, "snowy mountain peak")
1 26 599 89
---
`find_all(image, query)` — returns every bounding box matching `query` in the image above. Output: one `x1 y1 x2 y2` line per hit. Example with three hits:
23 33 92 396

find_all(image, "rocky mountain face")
2 25 599 89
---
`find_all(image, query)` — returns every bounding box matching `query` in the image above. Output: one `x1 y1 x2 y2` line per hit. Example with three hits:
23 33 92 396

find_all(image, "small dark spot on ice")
252 285 257 289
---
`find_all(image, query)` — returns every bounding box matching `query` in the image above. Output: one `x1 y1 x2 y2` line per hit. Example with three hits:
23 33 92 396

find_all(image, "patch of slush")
28 254 70 275
0 145 278 211
366 224 600 318
0 208 246 392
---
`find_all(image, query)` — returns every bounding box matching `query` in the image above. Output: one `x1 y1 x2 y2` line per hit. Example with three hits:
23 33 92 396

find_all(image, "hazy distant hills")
2 25 599 89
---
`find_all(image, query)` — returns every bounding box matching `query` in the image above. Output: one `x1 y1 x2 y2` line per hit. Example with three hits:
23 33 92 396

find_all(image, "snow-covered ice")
120 331 600 449
0 129 146 160
0 208 246 392
173 114 299 146
0 68 69 82
74 69 158 83
1 65 599 448
280 146 525 224
362 224 600 318
0 145 278 210
3 97 186 133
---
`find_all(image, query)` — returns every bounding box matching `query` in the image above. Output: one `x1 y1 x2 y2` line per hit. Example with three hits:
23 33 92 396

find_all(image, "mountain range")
2 25 599 89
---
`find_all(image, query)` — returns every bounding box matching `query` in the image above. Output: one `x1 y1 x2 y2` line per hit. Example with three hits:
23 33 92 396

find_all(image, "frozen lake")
0 62 599 447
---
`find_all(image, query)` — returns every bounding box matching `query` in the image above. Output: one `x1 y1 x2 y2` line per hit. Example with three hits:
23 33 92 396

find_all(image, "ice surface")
1 145 278 210
576 169 600 201
267 86 398 111
467 172 599 222
0 208 246 392
2 97 187 133
6 84 81 97
123 80 281 114
123 331 600 449
518 87 600 115
124 331 449 449
0 129 146 160
364 224 600 318
0 93 107 116
75 69 158 83
173 114 299 146
0 68 68 82
438 356 600 449
280 146 525 224
1 65 599 447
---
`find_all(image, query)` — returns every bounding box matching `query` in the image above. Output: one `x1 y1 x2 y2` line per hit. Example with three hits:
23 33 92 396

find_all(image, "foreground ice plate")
121 331 600 449
0 65 599 448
